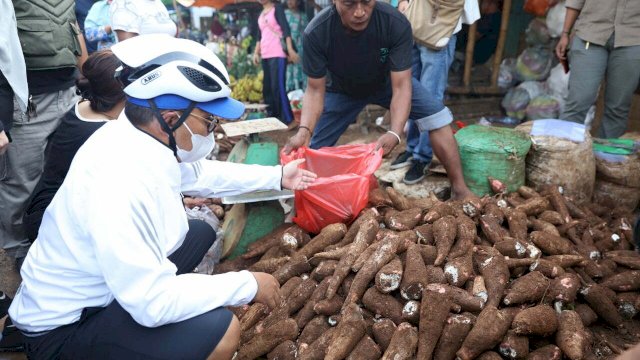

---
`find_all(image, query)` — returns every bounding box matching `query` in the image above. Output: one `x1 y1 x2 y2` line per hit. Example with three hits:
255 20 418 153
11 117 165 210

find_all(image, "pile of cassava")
216 184 640 360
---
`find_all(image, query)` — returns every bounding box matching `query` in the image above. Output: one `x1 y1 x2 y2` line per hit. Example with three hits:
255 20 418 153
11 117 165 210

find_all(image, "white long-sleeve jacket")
9 114 282 332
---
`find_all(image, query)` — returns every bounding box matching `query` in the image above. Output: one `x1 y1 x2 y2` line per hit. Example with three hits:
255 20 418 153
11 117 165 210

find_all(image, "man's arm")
283 76 326 153
555 7 580 60
376 69 411 155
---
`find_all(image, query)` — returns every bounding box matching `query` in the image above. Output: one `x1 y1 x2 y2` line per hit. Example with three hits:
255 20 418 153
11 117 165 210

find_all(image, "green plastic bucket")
455 125 532 196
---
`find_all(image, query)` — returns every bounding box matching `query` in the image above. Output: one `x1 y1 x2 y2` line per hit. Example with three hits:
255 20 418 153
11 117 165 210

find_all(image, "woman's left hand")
288 50 300 64
281 159 317 190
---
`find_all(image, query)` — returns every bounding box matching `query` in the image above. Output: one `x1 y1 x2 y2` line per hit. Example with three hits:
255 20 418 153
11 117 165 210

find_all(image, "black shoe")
0 292 11 318
390 151 413 169
0 317 25 352
403 160 429 185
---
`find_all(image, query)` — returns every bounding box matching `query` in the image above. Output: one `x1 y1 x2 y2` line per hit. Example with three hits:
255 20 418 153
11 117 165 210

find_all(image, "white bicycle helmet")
111 34 245 155
111 34 244 119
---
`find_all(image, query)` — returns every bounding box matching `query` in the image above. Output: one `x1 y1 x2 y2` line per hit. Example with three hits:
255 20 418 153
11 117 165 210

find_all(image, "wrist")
298 125 312 137
386 130 401 144
562 31 571 36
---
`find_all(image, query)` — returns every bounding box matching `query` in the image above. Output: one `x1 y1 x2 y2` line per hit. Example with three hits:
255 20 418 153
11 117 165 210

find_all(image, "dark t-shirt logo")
380 48 389 63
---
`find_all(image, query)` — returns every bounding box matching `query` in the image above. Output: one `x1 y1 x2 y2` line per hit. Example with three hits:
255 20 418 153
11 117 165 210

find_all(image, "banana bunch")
231 72 264 103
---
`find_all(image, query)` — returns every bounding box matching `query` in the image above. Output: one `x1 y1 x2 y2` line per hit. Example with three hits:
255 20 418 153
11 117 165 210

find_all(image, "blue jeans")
310 78 452 149
405 36 457 163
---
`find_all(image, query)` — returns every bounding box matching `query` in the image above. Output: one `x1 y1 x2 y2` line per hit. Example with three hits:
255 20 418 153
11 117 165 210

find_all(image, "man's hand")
555 34 570 60
283 129 311 155
0 131 9 155
282 159 317 190
251 272 282 310
252 52 261 66
375 132 400 156
182 197 221 208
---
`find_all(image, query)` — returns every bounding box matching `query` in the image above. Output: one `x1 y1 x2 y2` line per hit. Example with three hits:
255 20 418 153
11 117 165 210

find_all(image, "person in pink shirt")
253 0 298 125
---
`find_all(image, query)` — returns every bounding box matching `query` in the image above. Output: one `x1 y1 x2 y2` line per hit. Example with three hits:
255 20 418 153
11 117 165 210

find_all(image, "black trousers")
22 220 232 360
261 57 293 124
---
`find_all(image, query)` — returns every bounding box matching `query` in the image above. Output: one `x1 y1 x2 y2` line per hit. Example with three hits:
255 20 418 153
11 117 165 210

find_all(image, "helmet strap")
147 99 197 157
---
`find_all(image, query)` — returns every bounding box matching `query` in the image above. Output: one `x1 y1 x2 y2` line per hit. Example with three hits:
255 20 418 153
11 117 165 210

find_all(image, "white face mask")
176 123 215 162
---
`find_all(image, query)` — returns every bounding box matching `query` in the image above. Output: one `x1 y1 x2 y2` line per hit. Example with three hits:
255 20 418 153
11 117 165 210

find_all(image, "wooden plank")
491 0 513 88
463 22 478 88
220 117 287 137
221 202 247 258
447 85 507 95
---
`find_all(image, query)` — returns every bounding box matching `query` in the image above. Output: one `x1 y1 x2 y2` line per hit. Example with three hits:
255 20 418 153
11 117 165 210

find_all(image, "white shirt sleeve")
179 160 282 198
454 0 481 34
87 179 258 328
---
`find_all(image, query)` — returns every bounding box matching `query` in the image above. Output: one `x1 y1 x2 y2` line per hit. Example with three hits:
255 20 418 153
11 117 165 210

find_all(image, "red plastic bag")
524 0 557 17
281 144 383 234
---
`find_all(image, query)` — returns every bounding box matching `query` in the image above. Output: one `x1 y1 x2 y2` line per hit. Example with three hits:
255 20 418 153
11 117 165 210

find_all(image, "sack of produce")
502 87 531 120
526 95 561 120
592 179 640 211
525 18 551 46
498 58 518 89
516 119 595 204
546 64 570 110
281 144 383 233
593 140 640 188
516 47 553 81
456 125 532 196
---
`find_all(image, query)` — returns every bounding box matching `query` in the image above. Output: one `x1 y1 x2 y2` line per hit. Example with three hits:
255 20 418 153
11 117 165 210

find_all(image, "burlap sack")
592 179 640 211
594 152 640 188
516 120 595 204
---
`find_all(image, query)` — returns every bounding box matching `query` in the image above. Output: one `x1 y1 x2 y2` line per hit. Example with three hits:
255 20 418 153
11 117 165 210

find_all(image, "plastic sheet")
546 1 566 38
185 205 224 274
281 144 383 233
546 64 570 111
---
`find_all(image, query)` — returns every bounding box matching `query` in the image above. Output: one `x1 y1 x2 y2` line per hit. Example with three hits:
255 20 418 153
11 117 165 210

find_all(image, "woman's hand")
0 131 9 155
288 50 300 64
281 159 317 190
253 52 261 66
398 0 409 13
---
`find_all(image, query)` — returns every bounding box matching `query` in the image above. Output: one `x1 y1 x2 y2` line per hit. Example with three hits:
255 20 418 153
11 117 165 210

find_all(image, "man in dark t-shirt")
283 0 474 200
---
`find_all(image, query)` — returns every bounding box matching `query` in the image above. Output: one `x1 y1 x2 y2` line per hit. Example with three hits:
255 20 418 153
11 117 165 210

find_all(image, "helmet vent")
178 66 222 92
